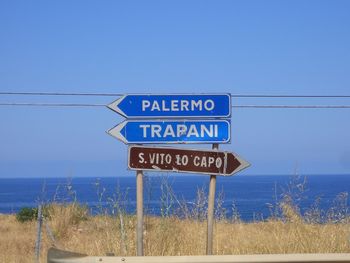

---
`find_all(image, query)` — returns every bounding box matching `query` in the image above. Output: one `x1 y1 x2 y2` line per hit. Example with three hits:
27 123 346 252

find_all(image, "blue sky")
0 1 349 177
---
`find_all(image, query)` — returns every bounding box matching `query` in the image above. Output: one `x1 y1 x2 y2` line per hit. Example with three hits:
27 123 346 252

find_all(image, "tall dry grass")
1 175 349 262
0 214 45 263
1 203 349 262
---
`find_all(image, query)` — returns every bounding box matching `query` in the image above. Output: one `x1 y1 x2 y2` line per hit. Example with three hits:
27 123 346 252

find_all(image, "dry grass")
0 214 47 263
0 204 349 263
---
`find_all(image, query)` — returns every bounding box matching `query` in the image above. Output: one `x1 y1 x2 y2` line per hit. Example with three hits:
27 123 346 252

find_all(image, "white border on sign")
107 119 232 144
127 145 250 176
107 93 232 119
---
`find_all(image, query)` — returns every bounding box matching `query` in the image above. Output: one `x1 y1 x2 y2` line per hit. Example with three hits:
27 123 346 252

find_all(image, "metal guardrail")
48 247 350 263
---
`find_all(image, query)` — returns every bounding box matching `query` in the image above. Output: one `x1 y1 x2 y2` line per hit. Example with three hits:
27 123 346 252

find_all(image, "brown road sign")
128 146 250 176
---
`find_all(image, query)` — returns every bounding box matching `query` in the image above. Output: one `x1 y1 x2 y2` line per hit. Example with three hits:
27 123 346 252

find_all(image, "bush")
16 207 38 223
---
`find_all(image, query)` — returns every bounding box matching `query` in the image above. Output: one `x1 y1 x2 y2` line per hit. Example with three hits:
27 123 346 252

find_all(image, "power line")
232 105 350 109
0 103 105 107
0 91 123 96
1 91 350 98
0 92 123 96
233 95 350 98
1 102 350 109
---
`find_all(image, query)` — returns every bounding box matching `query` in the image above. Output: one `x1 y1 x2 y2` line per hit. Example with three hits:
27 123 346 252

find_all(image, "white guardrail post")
47 247 350 263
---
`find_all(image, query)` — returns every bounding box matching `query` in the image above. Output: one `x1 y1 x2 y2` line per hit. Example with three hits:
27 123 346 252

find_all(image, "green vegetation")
16 207 38 223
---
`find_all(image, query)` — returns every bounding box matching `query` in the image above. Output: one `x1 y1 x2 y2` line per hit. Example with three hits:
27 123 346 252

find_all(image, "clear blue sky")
0 1 349 177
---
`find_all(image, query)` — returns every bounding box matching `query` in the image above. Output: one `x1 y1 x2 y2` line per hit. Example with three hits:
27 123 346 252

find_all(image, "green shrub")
16 207 38 223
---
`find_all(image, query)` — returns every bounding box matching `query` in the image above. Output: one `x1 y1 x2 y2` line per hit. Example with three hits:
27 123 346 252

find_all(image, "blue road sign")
107 94 231 118
107 120 231 144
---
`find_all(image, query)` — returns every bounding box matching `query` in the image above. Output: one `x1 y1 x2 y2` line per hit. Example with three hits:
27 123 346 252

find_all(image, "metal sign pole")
136 169 144 256
206 143 218 255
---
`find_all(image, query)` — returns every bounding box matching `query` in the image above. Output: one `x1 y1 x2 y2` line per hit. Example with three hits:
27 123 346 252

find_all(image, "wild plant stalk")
107 183 130 256
94 178 106 215
215 187 227 221
160 175 176 218
231 201 240 223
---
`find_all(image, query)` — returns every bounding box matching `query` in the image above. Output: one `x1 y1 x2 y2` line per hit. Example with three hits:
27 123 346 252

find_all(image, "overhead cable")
1 91 350 98
0 103 105 107
0 92 123 96
231 105 350 109
1 102 350 109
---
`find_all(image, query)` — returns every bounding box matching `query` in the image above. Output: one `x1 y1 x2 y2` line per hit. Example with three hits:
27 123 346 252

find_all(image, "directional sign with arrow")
107 119 231 144
107 94 231 118
128 146 250 176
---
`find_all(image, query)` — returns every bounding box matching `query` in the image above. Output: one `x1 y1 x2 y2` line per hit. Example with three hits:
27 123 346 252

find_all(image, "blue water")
0 175 349 221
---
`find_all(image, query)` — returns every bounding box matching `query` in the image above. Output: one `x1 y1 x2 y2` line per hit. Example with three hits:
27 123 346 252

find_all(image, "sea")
0 174 349 222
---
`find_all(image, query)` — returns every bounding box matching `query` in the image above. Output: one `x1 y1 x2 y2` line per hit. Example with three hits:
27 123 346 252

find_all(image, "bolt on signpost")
107 94 249 256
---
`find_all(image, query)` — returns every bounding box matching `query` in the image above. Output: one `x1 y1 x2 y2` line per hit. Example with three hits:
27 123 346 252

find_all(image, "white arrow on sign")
107 121 128 144
107 96 127 118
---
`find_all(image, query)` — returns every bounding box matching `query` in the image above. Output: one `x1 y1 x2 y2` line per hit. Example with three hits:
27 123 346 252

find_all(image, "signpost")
207 143 218 255
107 120 231 144
128 146 249 176
106 93 249 256
107 94 231 118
